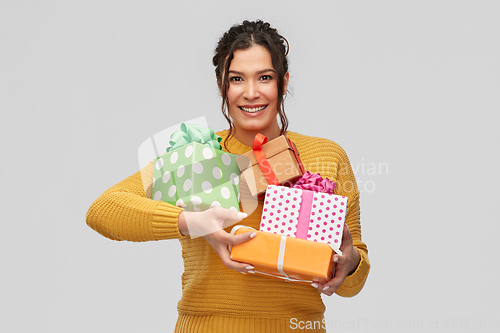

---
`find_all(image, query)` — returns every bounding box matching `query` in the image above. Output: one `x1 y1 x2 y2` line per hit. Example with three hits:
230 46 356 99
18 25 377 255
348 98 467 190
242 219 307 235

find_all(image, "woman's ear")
216 76 222 95
283 72 290 95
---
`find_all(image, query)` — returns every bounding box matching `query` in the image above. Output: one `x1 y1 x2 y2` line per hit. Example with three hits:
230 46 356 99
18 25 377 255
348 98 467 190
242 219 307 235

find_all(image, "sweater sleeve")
86 160 186 242
329 146 370 298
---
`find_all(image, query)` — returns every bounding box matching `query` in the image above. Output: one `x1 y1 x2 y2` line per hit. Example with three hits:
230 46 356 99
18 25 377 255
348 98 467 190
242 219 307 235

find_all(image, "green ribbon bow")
166 123 222 152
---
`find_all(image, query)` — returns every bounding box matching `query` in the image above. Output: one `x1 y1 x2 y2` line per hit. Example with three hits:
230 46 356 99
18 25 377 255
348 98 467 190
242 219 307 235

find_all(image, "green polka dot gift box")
152 124 241 212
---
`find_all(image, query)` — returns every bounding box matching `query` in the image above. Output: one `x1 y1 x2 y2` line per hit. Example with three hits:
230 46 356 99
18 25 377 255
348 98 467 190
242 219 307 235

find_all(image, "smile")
239 105 267 113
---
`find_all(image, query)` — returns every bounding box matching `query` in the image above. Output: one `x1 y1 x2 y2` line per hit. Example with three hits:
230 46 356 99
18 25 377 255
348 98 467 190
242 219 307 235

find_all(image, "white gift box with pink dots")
259 185 348 251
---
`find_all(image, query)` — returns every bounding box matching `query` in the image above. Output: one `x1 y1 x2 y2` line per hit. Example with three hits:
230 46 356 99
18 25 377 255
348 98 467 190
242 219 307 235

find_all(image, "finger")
323 259 351 291
324 272 345 291
310 281 322 291
310 281 335 296
213 229 257 245
340 223 353 251
313 256 350 295
317 274 344 295
332 253 347 266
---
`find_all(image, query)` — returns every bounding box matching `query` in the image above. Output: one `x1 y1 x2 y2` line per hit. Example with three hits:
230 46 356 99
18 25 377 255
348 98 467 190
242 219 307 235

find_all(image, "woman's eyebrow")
228 69 275 75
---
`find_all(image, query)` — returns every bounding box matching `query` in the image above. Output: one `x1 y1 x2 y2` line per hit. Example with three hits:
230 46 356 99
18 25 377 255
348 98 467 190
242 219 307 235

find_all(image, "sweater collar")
216 130 252 154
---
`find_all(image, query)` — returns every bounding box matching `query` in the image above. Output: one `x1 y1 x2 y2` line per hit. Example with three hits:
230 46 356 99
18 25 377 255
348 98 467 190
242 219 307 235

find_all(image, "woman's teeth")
240 105 267 113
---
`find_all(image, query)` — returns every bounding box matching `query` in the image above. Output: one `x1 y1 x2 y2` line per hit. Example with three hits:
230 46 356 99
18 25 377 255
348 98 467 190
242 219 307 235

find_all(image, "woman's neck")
231 125 282 147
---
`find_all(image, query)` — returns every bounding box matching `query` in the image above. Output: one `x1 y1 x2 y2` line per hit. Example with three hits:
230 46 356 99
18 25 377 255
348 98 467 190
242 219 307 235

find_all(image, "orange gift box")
236 135 304 198
230 226 334 285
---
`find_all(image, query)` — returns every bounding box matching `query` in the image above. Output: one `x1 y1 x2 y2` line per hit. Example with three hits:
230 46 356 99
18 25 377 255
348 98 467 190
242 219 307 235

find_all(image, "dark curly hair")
213 20 290 150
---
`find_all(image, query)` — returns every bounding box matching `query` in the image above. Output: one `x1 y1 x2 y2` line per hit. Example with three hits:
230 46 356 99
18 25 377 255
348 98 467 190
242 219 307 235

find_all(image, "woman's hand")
311 224 361 296
179 207 256 274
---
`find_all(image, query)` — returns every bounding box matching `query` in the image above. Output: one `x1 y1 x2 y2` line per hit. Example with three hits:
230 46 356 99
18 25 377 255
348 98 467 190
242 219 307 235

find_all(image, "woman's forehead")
229 45 274 72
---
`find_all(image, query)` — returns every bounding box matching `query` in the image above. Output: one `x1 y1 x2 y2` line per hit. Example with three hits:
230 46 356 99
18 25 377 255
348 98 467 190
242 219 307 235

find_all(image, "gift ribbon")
166 123 222 152
230 226 314 283
252 134 280 188
294 190 341 254
277 235 289 280
292 171 336 194
290 173 342 254
295 189 314 240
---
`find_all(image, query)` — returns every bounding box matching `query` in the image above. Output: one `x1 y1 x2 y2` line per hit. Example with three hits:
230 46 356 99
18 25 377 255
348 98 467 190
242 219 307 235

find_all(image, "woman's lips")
239 105 268 113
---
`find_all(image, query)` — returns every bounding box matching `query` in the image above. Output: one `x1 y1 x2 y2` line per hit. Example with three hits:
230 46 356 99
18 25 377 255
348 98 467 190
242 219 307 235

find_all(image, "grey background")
1 0 499 332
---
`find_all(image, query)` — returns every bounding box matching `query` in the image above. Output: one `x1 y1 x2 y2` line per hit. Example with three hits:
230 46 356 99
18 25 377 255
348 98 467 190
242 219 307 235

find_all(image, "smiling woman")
213 20 290 151
225 44 287 146
86 19 370 333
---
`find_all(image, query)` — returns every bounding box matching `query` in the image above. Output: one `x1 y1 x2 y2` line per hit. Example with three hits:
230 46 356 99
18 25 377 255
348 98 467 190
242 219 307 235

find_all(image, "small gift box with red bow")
235 134 304 198
259 172 348 253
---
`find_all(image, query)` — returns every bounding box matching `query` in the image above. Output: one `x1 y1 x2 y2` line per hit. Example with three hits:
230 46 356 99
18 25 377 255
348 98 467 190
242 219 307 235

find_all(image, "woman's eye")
229 77 242 82
260 75 273 81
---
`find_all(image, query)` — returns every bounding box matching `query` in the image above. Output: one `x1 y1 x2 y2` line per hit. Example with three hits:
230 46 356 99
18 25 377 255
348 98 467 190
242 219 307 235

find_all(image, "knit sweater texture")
86 130 370 332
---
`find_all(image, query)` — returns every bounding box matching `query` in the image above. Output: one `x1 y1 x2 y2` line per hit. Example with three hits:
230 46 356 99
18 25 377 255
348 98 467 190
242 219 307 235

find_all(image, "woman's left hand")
311 224 361 296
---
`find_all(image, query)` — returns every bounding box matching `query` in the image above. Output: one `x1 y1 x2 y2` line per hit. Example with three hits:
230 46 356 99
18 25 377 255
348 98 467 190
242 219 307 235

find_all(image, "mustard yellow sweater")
86 131 370 332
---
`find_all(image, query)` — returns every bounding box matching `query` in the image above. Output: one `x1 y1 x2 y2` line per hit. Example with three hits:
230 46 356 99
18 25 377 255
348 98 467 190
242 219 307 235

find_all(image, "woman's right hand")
179 207 256 274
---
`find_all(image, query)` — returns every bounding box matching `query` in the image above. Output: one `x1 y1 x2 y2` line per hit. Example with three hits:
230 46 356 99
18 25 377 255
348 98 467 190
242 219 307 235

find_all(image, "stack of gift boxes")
232 133 348 284
153 124 348 285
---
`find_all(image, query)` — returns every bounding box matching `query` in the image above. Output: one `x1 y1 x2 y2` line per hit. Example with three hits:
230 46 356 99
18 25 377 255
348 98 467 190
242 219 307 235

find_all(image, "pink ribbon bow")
292 171 336 194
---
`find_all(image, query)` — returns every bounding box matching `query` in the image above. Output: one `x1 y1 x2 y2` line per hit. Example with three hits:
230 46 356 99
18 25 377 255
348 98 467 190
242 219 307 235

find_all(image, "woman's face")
225 44 288 140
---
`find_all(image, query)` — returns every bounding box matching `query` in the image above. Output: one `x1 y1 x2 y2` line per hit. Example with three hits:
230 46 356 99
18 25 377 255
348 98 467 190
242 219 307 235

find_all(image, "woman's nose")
244 82 259 100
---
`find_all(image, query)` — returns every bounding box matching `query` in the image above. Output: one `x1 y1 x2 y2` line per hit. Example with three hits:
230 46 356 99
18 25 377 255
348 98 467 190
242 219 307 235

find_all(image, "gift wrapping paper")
230 226 334 284
260 185 348 251
153 142 240 211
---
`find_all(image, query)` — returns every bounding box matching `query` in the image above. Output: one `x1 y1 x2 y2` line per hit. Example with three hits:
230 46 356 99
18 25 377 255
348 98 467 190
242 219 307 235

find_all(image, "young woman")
87 20 370 332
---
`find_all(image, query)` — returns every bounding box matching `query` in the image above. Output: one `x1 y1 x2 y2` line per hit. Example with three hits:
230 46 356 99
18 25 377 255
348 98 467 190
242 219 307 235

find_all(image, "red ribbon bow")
252 133 280 187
